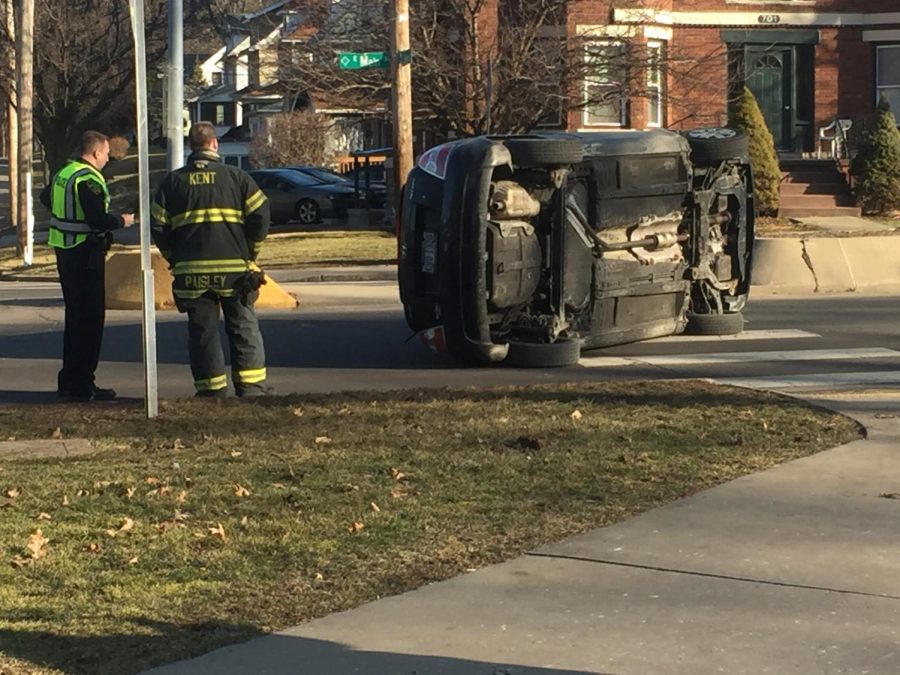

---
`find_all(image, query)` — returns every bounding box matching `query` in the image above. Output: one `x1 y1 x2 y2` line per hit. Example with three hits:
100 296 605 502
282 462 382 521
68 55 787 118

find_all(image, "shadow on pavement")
142 632 603 675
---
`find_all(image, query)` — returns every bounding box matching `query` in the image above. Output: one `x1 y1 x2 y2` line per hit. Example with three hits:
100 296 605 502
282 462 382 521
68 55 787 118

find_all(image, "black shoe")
236 386 275 398
195 389 229 399
57 386 116 402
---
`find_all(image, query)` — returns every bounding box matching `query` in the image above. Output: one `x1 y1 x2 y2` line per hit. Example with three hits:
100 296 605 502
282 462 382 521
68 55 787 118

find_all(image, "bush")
850 96 900 215
728 86 780 215
249 111 333 168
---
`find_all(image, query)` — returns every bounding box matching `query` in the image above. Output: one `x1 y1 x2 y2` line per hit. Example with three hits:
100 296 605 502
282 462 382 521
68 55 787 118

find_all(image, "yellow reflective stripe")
194 375 227 392
171 208 243 229
235 368 266 384
174 288 238 299
250 241 263 254
244 190 267 216
151 202 170 224
172 259 249 274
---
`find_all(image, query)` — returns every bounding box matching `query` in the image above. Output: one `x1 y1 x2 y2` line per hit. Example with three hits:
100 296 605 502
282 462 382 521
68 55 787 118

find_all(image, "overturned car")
398 128 754 367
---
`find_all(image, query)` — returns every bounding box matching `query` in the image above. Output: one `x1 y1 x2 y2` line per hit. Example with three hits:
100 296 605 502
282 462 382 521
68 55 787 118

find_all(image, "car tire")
504 339 581 368
503 138 584 167
685 311 745 336
295 199 320 225
685 128 749 166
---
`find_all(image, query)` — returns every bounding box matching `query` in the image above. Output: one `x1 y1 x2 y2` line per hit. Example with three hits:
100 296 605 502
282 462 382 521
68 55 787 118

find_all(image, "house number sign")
758 14 781 24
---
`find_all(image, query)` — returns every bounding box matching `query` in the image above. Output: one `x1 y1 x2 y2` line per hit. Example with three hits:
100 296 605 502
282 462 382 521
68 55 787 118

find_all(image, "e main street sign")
338 52 389 70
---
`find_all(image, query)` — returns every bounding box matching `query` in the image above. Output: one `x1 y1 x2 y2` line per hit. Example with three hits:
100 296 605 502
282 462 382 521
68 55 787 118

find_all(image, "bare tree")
248 110 332 167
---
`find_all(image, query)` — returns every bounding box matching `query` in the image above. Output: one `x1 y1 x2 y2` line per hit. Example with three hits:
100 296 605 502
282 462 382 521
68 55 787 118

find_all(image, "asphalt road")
2 278 900 404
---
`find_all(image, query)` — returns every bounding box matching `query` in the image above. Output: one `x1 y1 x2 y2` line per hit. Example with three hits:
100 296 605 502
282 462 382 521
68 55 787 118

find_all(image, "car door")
254 173 291 224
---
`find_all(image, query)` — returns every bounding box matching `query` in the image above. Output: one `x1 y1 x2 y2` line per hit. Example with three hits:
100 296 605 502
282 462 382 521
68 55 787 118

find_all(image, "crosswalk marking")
714 371 900 391
579 347 900 369
645 329 820 343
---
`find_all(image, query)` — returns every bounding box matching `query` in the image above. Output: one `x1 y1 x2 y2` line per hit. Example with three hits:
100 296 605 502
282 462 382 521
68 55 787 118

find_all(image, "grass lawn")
0 381 861 674
0 231 397 281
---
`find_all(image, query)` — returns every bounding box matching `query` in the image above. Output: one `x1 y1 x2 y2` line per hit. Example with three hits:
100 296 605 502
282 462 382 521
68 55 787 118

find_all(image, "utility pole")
15 0 34 264
390 0 413 223
166 0 184 171
4 0 17 239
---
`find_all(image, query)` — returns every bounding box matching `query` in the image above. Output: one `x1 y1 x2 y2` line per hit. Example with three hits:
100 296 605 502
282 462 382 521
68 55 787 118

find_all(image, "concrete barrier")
751 235 900 293
105 251 299 310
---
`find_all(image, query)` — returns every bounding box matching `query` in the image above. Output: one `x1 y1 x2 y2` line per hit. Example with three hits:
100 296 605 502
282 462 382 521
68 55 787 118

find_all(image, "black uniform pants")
55 237 106 395
176 291 266 395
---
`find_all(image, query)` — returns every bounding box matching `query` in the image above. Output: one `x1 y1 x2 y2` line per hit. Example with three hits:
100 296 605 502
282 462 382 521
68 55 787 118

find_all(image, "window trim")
876 44 900 111
646 40 665 128
582 39 627 128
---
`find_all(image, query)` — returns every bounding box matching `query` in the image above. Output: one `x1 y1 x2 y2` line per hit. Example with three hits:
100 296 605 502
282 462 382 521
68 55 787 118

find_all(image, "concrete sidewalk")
144 390 900 675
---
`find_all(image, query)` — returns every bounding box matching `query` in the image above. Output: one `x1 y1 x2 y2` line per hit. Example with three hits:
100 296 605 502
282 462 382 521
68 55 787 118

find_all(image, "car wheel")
503 138 584 167
504 339 581 368
295 199 320 225
685 128 749 166
685 311 745 336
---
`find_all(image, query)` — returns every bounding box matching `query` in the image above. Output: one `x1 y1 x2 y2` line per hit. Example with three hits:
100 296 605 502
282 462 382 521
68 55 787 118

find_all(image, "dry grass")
0 381 861 674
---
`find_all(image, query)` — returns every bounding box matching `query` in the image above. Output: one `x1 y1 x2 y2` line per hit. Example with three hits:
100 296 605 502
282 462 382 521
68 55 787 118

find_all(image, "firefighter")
151 121 272 397
41 130 135 402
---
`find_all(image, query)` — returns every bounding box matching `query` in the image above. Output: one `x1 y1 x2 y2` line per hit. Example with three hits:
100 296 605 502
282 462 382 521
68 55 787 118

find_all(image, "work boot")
57 386 117 402
235 385 276 398
195 389 229 399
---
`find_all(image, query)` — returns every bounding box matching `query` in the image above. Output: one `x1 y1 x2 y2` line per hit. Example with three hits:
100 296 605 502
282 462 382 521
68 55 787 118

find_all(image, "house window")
876 45 900 113
647 40 665 127
211 72 223 86
583 40 627 126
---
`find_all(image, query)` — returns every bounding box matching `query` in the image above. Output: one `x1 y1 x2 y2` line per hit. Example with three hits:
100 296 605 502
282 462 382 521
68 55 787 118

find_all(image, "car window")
251 174 275 189
281 172 318 187
305 168 346 184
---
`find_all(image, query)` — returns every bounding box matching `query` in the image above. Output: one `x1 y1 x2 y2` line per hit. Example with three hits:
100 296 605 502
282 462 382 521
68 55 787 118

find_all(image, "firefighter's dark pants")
55 237 106 396
176 290 267 395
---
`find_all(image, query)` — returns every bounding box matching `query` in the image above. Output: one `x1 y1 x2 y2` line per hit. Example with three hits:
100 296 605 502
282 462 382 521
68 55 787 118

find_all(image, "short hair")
189 122 218 150
79 130 109 156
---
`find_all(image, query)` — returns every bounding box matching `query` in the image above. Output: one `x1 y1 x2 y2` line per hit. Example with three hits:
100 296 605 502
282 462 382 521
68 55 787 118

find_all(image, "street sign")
338 51 389 70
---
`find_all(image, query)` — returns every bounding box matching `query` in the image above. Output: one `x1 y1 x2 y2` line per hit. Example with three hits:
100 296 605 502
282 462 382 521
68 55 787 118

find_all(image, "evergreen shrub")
850 96 900 215
728 86 781 215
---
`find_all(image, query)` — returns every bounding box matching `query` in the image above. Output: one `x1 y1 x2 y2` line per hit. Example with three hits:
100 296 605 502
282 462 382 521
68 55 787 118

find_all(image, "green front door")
746 46 793 150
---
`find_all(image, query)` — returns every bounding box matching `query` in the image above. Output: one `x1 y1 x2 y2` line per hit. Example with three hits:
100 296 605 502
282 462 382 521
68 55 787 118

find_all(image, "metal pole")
166 0 184 171
390 0 413 224
15 0 33 264
129 0 159 419
4 0 17 237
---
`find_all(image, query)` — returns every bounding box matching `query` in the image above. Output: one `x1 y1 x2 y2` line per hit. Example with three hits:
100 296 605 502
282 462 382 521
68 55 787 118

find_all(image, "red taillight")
417 145 453 180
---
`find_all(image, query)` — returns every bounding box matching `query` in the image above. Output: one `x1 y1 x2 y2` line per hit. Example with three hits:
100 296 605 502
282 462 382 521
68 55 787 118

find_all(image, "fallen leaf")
762 420 769 432
270 482 287 490
106 517 135 537
93 480 112 490
76 489 90 497
347 521 365 534
172 438 185 450
83 542 102 554
391 468 407 481
125 486 136 499
313 572 324 581
11 556 32 568
145 477 162 486
233 484 251 498
127 556 139 565
230 451 242 458
175 490 188 503
209 523 226 541
314 436 332 445
26 529 49 559
292 408 304 417
370 501 381 512
571 409 583 421
61 495 69 506
240 516 249 526
36 512 52 521
51 427 63 439
390 485 408 499
4 487 19 499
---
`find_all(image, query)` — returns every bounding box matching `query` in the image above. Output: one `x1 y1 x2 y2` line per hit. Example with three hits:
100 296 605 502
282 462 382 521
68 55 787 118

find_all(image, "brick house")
564 1 900 156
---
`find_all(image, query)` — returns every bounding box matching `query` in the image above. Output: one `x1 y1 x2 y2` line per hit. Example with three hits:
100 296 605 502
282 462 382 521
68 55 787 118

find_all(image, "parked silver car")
248 168 356 225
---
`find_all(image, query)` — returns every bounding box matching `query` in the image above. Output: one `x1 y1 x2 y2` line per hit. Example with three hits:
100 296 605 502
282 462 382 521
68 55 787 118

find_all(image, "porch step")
778 157 857 218
780 206 862 218
780 182 847 196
